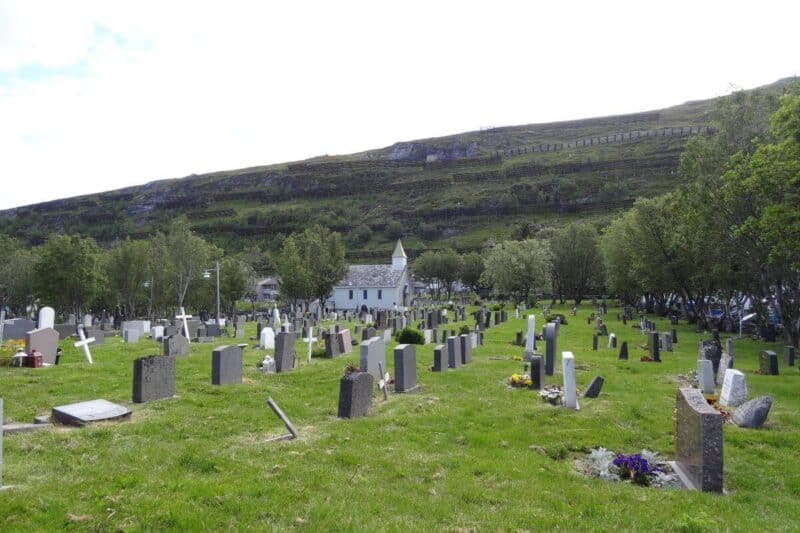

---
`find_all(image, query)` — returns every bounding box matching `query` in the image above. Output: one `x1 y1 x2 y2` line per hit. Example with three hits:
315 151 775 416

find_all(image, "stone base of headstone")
337 372 374 418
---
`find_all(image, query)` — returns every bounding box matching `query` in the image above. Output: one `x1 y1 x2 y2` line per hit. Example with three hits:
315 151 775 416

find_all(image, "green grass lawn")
1 303 799 531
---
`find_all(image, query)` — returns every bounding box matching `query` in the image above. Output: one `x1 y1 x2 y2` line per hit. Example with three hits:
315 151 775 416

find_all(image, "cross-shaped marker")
176 307 192 341
303 326 317 364
378 362 389 401
73 326 95 364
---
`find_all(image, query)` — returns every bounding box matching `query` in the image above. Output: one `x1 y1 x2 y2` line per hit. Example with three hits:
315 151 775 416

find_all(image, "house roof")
335 264 405 288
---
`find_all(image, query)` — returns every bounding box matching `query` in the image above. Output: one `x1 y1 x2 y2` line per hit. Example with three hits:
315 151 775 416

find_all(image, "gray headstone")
394 344 418 393
51 399 132 427
325 332 341 358
544 323 556 375
132 355 176 403
123 328 140 343
731 396 772 429
54 324 77 340
758 350 779 375
673 387 723 492
337 372 373 418
592 333 598 351
446 336 461 369
529 355 544 390
649 331 660 362
25 328 59 365
699 340 721 372
618 341 628 360
716 352 734 386
337 329 353 354
274 332 296 372
459 334 472 365
164 334 190 357
359 336 385 380
784 346 795 367
2 318 35 340
583 376 604 398
211 345 243 385
432 344 448 371
205 324 221 337
84 329 105 345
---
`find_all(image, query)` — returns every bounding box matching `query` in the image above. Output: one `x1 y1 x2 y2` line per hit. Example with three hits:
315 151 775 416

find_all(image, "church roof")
335 264 405 288
392 239 407 258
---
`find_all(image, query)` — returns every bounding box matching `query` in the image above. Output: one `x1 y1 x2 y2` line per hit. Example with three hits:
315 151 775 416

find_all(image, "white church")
332 240 410 311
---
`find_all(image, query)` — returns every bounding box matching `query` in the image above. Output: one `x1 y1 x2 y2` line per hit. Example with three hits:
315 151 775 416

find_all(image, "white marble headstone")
38 307 55 330
719 369 748 407
562 352 578 409
524 315 536 353
608 333 616 349
697 359 715 394
83 314 93 328
260 327 275 350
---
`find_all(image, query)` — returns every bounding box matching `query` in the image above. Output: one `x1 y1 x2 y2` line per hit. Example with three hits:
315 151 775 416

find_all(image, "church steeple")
392 239 407 270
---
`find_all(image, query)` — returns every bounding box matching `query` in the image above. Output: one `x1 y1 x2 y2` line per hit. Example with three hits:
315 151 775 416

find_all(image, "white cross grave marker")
73 326 95 364
303 326 317 364
378 362 389 401
176 307 192 341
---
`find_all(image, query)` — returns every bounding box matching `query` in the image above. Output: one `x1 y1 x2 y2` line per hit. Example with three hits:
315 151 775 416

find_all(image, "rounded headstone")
732 396 772 429
38 306 55 329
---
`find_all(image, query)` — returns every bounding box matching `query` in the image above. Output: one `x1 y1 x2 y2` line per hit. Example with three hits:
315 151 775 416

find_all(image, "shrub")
492 304 501 311
396 328 424 345
311 347 327 359
459 325 471 335
545 313 568 325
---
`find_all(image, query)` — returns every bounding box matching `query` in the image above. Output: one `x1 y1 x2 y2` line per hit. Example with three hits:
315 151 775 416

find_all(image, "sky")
1 1 798 210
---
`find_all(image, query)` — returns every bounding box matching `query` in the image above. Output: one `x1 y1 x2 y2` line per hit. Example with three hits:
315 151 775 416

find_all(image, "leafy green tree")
104 238 151 317
481 239 552 304
32 234 106 316
549 223 603 305
0 247 37 313
164 219 215 308
459 252 485 293
412 249 462 298
275 235 313 306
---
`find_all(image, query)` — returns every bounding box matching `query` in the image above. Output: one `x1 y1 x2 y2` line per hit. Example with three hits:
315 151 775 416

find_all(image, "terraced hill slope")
0 79 791 261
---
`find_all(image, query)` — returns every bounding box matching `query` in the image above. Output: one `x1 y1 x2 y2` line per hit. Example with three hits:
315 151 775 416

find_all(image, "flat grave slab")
51 399 132 427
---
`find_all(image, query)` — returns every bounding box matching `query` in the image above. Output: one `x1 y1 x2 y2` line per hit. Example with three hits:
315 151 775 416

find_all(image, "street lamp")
143 278 154 321
203 261 221 326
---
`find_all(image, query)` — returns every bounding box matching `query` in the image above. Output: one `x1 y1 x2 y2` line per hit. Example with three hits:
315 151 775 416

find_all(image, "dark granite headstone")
274 332 296 372
758 350 779 375
646 331 659 361
673 387 723 492
530 355 544 390
784 346 795 367
205 324 221 337
459 334 472 365
211 345 243 385
325 332 341 358
85 328 105 345
618 341 629 360
699 340 721 373
592 333 598 351
432 344 448 371
446 336 461 369
394 344 418 393
52 399 131 427
132 355 176 402
25 327 59 365
671 328 678 343
583 376 604 398
337 372 373 418
544 323 556 375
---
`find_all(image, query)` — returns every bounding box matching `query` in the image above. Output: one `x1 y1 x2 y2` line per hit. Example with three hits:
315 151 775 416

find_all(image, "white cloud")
0 0 798 209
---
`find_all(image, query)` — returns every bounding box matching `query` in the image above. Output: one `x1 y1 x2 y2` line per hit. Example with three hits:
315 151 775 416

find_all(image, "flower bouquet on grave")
577 448 680 488
704 396 733 421
508 373 534 388
539 385 563 405
640 355 653 362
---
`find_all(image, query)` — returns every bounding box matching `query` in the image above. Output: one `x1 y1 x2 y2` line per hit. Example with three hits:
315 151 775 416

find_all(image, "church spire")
392 239 407 270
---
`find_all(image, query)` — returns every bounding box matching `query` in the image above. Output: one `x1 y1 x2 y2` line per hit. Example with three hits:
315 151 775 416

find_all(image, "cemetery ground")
1 305 799 530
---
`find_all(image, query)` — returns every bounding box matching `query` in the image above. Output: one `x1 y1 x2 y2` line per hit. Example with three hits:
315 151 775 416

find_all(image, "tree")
164 219 214 308
412 249 462 298
219 257 255 317
459 252 485 293
104 238 151 318
32 234 106 316
275 226 347 310
481 239 552 304
549 223 603 305
275 235 312 306
0 247 36 313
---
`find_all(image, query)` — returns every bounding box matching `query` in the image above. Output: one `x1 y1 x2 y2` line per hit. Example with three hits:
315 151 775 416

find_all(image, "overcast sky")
1 0 798 210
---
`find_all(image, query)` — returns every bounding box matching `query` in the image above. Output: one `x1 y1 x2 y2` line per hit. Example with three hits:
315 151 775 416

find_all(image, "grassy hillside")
0 79 794 261
1 303 798 530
